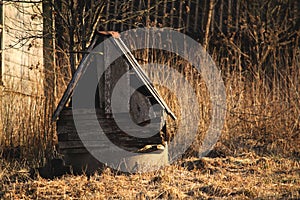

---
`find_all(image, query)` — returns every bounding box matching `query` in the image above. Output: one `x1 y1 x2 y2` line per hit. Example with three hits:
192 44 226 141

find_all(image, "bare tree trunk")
194 0 199 32
219 0 223 31
203 0 214 50
68 0 76 75
43 0 56 153
227 0 232 33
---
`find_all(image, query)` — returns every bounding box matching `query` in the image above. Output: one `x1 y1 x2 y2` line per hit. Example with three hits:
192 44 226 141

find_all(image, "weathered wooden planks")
57 108 165 154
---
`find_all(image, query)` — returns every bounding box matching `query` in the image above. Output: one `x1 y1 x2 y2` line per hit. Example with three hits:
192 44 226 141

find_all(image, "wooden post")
104 38 112 115
178 0 183 28
112 0 119 30
146 0 151 27
162 0 167 26
170 0 175 26
186 0 191 32
104 1 110 30
154 0 159 26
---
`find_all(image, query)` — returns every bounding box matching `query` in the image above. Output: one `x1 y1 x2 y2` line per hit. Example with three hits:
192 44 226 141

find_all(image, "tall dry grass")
219 60 299 157
129 24 299 159
0 89 53 165
1 34 298 164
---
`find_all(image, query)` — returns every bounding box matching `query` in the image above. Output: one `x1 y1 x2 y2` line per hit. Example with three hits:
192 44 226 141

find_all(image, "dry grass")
1 34 299 200
134 45 300 159
1 39 299 199
1 153 299 199
0 90 55 165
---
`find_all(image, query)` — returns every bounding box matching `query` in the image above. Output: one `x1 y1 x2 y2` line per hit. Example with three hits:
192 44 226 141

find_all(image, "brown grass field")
1 47 299 199
1 152 299 199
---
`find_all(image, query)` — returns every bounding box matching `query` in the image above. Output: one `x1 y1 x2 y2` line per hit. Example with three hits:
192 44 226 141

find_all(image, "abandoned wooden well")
52 32 175 174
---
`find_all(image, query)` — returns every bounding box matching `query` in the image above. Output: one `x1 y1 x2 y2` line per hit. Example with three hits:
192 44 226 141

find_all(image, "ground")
1 152 299 199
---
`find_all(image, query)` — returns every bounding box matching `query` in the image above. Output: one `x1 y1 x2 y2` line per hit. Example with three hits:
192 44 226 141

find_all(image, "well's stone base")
63 144 169 174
